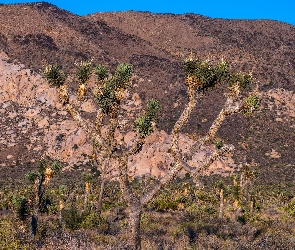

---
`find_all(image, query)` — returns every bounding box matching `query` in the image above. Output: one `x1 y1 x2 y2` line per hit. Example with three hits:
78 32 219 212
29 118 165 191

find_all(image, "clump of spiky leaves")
183 55 254 95
183 56 230 91
82 172 94 183
111 63 133 89
242 94 261 116
94 63 133 116
43 64 66 87
229 72 252 90
95 64 108 81
26 158 62 184
134 99 160 138
215 139 223 149
75 61 93 101
75 61 93 84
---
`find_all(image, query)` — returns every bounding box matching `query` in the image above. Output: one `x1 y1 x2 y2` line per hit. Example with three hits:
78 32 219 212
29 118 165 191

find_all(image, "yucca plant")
25 157 62 238
75 61 93 101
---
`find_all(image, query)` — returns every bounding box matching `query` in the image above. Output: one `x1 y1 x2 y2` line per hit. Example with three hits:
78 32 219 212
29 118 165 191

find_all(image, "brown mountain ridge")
0 2 295 186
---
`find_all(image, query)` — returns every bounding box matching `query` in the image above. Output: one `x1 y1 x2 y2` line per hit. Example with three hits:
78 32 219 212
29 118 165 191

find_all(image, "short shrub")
284 198 295 217
81 212 109 233
62 207 86 230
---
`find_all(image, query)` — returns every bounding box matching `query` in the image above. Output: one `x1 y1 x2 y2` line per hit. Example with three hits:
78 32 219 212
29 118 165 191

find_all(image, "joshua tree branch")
107 116 119 151
94 108 104 135
188 96 243 157
64 103 91 134
171 87 197 164
191 144 235 178
126 137 145 157
118 156 138 205
140 162 183 207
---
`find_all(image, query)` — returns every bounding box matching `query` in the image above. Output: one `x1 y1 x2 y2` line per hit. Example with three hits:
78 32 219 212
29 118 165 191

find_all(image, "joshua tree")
43 54 260 249
43 61 160 248
56 184 68 222
81 172 93 211
26 157 62 237
214 180 230 219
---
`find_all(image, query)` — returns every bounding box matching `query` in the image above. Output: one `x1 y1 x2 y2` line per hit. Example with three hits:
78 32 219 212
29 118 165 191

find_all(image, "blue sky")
1 0 295 26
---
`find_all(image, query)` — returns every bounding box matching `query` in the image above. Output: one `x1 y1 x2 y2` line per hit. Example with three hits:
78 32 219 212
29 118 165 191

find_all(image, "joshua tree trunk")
250 200 254 217
83 182 90 211
97 178 105 213
59 200 64 223
32 179 42 238
219 189 224 219
129 207 142 250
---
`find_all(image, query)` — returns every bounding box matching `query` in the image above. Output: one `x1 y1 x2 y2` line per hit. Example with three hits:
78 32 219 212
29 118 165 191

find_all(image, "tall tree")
43 54 260 249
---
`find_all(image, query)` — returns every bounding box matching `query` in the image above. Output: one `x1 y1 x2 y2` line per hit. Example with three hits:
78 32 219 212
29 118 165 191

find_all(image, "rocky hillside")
0 2 294 185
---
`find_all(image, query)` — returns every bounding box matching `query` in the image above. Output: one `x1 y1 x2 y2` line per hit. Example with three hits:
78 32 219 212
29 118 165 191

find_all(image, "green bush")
62 207 86 230
0 218 32 249
81 212 109 232
284 198 295 217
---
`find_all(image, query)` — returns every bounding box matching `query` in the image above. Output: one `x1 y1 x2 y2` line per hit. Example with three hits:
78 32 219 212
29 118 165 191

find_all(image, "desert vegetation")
1 55 295 250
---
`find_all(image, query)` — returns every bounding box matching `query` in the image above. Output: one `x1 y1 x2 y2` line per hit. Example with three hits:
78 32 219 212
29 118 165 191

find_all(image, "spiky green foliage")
215 139 223 149
243 94 261 116
111 63 133 89
43 64 66 87
214 60 230 84
241 164 258 180
229 72 252 89
25 159 62 183
95 64 108 81
232 175 241 201
58 185 68 196
183 56 255 94
25 171 41 183
183 57 230 91
82 172 93 183
51 161 63 176
75 61 92 84
134 116 154 138
94 63 133 115
94 84 119 115
284 198 295 217
134 99 160 138
215 180 226 191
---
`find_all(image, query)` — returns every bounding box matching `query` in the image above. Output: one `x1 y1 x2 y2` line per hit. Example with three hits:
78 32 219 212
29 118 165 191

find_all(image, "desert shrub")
62 206 87 230
150 190 188 212
284 198 295 217
0 218 32 249
81 212 109 232
215 139 223 149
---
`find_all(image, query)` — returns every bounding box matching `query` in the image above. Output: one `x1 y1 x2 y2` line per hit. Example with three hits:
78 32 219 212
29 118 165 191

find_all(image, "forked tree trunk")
97 178 105 213
129 208 142 250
